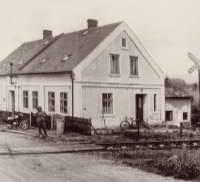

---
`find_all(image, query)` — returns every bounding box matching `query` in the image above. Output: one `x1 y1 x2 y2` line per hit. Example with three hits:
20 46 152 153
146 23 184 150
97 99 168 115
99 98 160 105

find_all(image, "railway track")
96 139 200 150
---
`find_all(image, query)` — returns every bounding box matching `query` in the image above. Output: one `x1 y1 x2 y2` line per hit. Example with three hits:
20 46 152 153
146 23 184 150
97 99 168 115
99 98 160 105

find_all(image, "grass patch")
96 149 200 180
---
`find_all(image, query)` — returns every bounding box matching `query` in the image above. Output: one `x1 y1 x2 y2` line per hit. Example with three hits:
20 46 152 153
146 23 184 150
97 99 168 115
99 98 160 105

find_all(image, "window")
60 92 67 113
130 56 138 76
48 92 55 112
183 112 188 120
23 91 28 108
154 94 157 112
32 91 38 109
102 93 113 114
166 111 173 121
110 55 120 75
122 38 126 48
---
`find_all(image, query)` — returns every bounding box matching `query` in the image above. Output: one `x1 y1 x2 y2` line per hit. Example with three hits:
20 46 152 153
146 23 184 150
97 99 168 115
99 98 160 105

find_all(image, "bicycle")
120 117 137 131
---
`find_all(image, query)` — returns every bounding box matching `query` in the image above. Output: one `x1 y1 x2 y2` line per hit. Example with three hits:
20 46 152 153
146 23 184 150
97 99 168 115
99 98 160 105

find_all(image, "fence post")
137 119 140 137
180 122 182 138
89 118 91 136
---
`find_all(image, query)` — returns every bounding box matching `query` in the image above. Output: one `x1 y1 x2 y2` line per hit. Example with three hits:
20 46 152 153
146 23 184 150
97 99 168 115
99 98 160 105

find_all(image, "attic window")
18 61 23 65
63 56 69 61
41 59 47 64
83 31 88 35
44 41 49 45
62 54 72 61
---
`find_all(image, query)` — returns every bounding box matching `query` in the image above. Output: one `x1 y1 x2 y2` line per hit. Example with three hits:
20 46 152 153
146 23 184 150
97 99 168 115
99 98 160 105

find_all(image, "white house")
0 19 165 128
165 95 192 127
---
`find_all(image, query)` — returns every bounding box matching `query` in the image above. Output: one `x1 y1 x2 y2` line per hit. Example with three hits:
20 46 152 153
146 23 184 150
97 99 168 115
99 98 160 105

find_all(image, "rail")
96 139 200 150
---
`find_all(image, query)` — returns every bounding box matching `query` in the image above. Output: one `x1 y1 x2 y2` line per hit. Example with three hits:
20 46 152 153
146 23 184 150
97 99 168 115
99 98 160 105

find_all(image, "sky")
0 0 200 80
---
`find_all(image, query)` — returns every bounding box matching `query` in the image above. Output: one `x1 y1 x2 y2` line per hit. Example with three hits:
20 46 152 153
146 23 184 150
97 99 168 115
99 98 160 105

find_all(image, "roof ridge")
62 21 122 36
23 22 122 44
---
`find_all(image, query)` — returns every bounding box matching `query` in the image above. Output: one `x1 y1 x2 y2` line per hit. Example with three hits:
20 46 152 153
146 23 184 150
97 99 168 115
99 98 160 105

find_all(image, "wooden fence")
65 116 91 135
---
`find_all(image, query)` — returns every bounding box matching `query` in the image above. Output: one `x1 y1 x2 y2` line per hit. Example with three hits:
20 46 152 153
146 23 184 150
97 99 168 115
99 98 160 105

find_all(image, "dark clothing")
37 119 47 136
34 111 48 136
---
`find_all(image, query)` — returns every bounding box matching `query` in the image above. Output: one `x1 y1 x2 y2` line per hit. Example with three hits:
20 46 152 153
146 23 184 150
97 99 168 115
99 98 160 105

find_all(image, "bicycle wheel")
120 121 130 131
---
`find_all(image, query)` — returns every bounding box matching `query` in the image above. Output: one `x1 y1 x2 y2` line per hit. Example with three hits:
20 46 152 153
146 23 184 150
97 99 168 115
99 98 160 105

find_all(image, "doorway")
136 94 143 122
8 91 15 117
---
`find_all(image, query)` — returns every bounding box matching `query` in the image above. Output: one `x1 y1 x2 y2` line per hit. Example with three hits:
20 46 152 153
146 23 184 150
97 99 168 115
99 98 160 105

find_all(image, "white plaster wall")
81 85 162 128
0 74 72 115
165 99 191 127
82 31 162 85
0 85 4 110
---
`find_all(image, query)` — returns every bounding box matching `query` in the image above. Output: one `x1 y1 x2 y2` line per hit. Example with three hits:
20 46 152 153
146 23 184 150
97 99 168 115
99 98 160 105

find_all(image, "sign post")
188 53 200 108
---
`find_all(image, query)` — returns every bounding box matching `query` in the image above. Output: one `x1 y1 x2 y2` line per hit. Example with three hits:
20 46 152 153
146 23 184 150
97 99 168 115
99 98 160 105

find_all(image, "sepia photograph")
0 0 200 181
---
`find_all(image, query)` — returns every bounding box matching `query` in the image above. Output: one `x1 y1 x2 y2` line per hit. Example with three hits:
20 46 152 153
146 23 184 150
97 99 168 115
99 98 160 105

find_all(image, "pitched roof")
0 22 121 75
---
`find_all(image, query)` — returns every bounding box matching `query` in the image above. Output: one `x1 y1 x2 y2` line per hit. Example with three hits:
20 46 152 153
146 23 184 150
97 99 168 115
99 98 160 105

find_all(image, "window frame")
23 90 28 108
32 91 38 110
183 112 188 120
110 54 120 75
102 93 114 115
60 92 67 114
166 111 173 121
48 92 55 112
122 38 128 49
129 56 138 76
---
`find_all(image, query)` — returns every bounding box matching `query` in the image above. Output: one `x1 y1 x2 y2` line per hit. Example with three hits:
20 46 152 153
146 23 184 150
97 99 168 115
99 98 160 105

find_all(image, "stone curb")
0 129 38 137
0 144 105 157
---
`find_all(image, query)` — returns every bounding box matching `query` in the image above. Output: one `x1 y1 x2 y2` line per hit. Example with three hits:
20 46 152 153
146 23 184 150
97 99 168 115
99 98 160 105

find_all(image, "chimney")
87 19 98 29
43 30 52 39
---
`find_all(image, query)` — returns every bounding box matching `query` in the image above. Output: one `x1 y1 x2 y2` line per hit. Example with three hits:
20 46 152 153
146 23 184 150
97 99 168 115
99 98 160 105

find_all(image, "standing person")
33 107 48 138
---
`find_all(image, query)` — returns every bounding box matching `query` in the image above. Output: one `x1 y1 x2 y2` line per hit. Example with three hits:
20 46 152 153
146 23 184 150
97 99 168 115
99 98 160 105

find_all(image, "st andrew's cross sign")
188 52 200 108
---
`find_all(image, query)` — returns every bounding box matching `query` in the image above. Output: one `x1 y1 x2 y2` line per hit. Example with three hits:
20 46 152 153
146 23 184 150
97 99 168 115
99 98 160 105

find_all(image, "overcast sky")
0 0 200 79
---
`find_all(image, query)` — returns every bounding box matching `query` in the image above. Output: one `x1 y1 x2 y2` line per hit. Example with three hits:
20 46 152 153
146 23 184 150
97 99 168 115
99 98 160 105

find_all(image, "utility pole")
199 69 200 109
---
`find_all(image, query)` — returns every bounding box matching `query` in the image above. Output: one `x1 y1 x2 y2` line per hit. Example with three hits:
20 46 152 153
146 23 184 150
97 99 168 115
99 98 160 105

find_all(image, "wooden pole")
199 68 200 109
137 119 140 137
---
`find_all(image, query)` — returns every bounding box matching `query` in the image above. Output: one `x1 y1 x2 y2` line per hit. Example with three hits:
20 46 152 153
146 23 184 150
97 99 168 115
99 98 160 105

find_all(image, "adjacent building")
165 95 192 127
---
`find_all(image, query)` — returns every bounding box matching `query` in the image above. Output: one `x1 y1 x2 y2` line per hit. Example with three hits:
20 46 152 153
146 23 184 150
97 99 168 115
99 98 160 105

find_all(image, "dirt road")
0 132 187 182
0 153 188 182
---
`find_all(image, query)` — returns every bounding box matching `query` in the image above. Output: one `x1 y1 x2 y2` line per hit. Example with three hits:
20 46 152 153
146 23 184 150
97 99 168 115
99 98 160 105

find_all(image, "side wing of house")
73 22 165 128
0 74 72 123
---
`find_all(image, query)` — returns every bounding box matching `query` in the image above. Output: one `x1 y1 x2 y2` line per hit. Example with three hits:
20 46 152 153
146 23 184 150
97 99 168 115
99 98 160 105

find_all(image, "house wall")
165 99 191 127
80 84 162 128
0 74 72 116
73 31 165 128
82 31 162 85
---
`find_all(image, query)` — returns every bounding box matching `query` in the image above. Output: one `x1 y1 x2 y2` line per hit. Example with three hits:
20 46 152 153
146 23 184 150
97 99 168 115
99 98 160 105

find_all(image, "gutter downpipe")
70 72 74 126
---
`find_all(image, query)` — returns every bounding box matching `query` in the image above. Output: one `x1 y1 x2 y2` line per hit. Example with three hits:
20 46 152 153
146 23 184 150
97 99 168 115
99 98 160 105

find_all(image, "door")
136 94 143 122
8 91 15 117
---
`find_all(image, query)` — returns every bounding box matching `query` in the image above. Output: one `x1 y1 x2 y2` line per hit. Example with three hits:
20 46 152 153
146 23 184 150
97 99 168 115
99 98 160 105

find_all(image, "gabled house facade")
0 19 165 128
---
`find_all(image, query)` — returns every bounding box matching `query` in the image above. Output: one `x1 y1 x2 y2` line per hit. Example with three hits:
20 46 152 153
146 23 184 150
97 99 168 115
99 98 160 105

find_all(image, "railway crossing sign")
188 53 200 74
188 52 200 108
